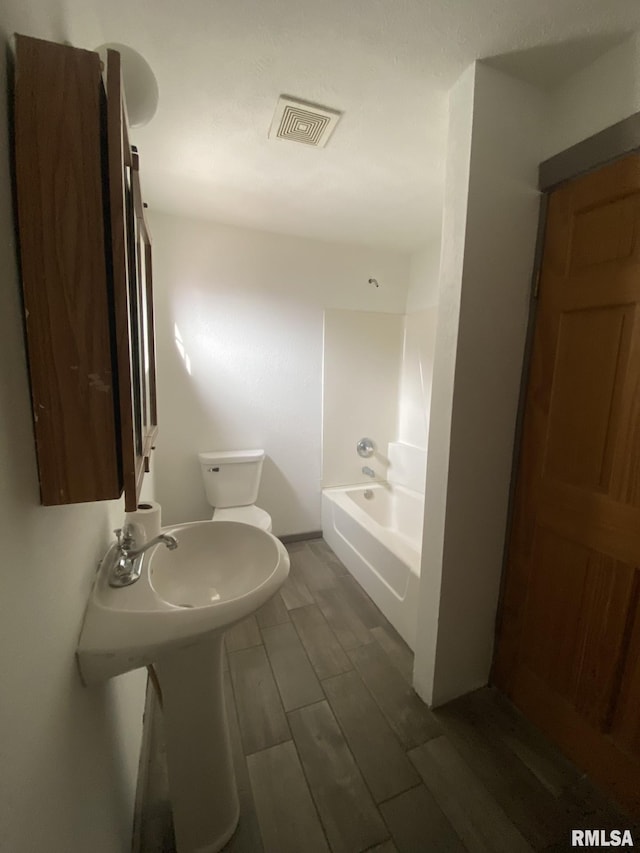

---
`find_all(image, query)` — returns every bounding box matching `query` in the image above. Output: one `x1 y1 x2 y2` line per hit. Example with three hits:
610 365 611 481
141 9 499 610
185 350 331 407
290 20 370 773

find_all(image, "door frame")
539 112 640 193
492 109 640 676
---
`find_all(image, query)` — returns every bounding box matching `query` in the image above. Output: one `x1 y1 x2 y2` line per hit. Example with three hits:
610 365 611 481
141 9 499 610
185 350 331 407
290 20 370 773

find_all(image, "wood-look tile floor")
139 539 638 853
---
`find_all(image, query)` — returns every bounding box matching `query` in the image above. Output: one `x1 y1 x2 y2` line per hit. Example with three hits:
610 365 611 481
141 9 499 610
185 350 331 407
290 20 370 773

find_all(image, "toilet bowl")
198 449 272 533
211 504 272 531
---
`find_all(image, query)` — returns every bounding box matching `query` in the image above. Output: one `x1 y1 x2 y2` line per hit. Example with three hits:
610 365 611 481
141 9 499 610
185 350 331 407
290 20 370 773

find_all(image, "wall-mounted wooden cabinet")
13 35 157 512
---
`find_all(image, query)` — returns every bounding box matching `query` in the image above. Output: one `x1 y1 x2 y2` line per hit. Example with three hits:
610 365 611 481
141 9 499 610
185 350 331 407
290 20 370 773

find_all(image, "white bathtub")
321 483 422 649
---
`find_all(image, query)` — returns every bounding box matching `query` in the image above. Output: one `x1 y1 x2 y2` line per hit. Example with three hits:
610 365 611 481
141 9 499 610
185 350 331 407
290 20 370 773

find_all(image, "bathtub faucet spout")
362 466 376 478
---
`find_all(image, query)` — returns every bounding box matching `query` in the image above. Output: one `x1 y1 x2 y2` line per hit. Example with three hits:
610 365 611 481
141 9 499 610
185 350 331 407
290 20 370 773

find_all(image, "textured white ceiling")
57 1 640 248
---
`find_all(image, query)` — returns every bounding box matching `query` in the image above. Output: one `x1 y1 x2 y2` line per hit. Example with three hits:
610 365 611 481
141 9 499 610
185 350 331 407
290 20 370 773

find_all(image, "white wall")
322 310 404 487
0 12 146 853
397 309 438 452
407 239 441 313
412 64 475 704
150 211 410 535
545 31 640 158
397 243 440 454
414 62 544 707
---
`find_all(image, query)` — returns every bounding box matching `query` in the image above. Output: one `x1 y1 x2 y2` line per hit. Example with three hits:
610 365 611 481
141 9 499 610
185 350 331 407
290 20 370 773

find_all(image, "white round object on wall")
96 43 159 127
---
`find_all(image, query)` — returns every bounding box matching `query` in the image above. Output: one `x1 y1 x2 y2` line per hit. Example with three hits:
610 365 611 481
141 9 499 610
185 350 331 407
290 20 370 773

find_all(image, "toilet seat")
211 505 272 532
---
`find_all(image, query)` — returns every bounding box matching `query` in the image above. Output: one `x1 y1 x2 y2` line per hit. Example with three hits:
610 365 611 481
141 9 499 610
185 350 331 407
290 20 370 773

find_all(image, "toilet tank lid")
198 449 265 465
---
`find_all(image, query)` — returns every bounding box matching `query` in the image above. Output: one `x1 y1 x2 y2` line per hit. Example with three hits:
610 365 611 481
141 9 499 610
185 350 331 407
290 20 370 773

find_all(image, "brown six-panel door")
493 153 640 813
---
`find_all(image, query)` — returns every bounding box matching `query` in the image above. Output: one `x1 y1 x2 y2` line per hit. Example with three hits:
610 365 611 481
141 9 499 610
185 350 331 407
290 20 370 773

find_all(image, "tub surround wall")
387 442 427 494
150 211 410 535
0 7 146 851
322 275 439 494
322 310 404 489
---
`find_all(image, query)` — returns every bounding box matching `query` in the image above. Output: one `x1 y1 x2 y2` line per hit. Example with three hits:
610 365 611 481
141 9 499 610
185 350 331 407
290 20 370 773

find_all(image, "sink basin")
150 521 282 610
78 519 290 853
77 520 289 684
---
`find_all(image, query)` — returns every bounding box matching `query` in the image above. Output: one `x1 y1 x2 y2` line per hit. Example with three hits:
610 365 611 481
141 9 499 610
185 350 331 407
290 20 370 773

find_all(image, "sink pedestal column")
154 633 239 853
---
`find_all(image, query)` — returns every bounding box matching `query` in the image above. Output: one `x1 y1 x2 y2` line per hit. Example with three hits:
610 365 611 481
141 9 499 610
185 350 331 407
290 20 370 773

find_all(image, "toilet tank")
198 449 265 508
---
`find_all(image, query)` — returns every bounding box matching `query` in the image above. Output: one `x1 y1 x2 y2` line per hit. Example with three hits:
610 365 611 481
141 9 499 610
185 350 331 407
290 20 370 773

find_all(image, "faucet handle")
114 525 137 551
357 437 375 458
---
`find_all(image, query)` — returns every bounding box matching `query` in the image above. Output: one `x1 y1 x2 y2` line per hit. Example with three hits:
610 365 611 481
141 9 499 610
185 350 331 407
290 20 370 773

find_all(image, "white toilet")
198 449 272 532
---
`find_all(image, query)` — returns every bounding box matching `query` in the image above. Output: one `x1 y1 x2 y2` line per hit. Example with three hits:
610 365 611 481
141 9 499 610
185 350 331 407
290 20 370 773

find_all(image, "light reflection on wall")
174 323 192 375
152 210 413 533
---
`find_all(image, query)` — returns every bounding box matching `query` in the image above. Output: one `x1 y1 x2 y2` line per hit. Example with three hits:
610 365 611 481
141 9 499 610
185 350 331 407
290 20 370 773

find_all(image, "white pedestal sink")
77 520 290 853
154 634 237 852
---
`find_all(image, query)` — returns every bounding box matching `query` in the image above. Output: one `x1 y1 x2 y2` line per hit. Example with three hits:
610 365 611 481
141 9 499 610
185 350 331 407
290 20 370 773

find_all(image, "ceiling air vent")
269 96 342 148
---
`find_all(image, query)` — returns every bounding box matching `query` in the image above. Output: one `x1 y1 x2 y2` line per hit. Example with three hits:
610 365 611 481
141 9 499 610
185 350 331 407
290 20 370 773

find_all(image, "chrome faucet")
109 524 179 587
362 466 376 478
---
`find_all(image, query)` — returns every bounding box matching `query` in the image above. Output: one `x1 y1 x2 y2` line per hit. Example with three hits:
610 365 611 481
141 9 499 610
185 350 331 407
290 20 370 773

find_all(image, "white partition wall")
397 308 438 454
414 62 544 707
